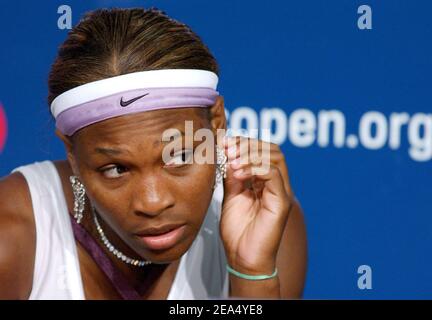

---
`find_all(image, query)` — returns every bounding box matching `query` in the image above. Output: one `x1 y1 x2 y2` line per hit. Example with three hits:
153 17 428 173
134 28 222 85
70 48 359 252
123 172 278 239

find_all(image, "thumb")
222 161 244 201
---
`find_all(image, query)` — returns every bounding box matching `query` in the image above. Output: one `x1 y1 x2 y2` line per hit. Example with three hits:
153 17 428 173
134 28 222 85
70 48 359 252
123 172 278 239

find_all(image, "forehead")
73 107 210 147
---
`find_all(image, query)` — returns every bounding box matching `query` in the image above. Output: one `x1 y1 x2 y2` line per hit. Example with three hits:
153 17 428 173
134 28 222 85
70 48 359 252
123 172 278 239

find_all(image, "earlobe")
210 95 227 132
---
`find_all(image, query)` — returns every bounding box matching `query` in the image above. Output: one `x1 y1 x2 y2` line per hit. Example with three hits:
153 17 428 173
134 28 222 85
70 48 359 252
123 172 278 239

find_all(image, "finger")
262 143 292 195
230 156 272 171
225 137 276 166
232 164 291 228
223 137 292 198
230 150 283 171
230 160 272 194
223 160 248 199
224 136 281 155
223 136 251 162
232 164 286 198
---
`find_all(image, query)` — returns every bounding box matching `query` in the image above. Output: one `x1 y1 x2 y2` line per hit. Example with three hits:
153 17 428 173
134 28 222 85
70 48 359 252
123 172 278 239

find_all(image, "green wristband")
226 264 278 281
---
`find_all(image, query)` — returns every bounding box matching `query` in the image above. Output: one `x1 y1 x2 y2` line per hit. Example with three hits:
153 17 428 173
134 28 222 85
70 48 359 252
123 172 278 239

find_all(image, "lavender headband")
50 69 219 136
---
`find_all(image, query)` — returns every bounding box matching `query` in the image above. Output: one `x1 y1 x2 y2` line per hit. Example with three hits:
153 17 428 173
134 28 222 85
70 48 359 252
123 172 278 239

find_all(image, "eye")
100 165 128 179
165 149 194 167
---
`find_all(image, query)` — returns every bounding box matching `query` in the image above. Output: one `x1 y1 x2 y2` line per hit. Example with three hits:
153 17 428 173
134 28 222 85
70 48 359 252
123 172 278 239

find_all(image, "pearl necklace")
92 207 152 267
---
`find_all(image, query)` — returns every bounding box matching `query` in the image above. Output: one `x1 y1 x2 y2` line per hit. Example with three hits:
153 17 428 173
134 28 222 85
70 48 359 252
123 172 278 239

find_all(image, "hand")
219 136 293 275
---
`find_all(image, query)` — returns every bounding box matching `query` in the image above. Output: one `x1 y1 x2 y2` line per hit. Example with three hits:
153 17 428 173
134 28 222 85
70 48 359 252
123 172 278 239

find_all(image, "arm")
228 199 307 299
224 140 307 299
0 172 36 299
276 198 307 298
271 144 308 298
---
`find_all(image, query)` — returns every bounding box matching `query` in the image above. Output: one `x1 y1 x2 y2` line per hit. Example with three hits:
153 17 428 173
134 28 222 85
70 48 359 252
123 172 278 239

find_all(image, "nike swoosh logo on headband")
120 93 150 107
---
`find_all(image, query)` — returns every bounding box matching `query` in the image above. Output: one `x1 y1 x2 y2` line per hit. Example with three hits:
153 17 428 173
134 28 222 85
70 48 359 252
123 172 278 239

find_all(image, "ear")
209 95 227 134
55 129 80 176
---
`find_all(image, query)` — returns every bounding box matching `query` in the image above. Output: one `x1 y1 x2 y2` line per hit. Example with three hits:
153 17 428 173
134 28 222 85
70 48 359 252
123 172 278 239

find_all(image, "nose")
130 173 175 217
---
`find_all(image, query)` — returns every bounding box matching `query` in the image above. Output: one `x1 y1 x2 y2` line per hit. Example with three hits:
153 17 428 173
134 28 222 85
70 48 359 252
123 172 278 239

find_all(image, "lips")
135 224 186 251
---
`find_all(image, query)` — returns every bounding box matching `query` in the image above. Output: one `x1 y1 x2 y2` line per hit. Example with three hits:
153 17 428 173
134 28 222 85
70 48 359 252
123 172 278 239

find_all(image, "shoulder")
276 197 308 299
0 171 36 299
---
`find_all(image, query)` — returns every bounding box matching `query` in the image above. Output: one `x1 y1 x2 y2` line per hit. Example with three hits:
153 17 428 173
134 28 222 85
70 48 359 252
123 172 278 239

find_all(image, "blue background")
1 0 431 298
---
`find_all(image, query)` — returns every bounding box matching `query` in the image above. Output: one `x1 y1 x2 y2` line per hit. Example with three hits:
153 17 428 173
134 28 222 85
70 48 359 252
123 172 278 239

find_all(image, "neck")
78 201 175 293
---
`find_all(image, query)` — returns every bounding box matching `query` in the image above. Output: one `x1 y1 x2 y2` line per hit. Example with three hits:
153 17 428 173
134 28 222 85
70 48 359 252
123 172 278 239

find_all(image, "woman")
0 7 307 299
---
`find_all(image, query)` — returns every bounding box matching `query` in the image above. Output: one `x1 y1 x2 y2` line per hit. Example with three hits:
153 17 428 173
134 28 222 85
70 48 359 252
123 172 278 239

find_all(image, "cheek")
88 192 129 226
177 164 216 217
80 176 129 226
179 163 215 194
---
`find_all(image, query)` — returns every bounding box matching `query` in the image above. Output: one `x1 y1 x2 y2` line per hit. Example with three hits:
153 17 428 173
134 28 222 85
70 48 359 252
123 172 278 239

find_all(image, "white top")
11 160 229 300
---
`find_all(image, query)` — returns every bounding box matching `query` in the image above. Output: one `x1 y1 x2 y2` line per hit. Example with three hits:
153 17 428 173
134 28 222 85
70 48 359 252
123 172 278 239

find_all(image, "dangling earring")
214 145 227 189
69 175 86 224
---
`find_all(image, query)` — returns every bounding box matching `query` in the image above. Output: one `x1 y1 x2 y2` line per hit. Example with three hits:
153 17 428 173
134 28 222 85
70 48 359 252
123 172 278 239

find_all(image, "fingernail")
222 135 230 146
227 145 237 157
230 158 241 168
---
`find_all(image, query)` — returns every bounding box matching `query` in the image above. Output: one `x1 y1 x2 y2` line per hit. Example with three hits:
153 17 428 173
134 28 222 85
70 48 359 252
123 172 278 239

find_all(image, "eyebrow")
93 130 189 155
94 147 127 156
161 129 187 143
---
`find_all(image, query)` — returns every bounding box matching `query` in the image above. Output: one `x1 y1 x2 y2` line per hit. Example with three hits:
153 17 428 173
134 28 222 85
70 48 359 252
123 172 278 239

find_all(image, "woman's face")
69 107 217 263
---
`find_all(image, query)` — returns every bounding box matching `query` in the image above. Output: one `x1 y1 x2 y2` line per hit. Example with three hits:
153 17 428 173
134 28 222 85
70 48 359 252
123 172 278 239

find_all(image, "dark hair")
48 7 219 109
